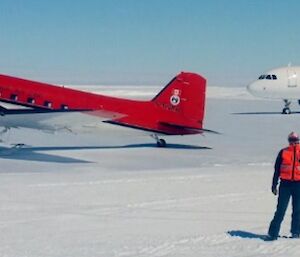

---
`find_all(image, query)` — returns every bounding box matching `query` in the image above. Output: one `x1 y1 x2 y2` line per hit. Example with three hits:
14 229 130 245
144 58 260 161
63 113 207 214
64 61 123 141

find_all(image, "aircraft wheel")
282 108 291 114
157 139 167 147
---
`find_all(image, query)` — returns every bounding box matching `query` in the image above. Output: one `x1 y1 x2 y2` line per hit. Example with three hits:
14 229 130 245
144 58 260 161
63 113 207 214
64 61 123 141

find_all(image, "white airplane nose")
247 81 267 97
247 81 263 97
247 83 255 94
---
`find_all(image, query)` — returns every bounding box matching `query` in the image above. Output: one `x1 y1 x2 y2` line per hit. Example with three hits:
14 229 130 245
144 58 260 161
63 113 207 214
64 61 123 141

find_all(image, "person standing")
267 132 300 240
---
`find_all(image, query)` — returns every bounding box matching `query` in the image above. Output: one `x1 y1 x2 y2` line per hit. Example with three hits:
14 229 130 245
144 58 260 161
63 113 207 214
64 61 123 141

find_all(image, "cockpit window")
258 74 277 80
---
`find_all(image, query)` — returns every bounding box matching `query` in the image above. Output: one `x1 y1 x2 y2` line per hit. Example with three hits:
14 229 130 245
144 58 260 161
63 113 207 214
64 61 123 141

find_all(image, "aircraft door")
288 68 297 87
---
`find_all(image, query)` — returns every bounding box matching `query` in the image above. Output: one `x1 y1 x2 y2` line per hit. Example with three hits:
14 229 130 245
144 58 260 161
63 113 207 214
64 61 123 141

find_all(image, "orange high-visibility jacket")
280 144 300 181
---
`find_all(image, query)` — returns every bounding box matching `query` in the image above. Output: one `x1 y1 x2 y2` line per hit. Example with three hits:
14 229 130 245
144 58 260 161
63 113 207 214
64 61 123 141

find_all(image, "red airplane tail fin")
152 72 206 129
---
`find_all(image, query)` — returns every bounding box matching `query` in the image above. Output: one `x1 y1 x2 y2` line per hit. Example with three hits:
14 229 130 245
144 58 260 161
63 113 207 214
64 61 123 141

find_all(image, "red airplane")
0 72 215 147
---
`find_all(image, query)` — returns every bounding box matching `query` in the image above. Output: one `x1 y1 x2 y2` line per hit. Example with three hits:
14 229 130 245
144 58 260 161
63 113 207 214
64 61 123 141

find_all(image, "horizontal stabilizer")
103 120 171 134
159 122 220 134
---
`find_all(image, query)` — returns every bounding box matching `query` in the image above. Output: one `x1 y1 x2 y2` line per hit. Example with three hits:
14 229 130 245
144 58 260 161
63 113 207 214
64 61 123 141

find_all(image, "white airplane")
247 66 300 114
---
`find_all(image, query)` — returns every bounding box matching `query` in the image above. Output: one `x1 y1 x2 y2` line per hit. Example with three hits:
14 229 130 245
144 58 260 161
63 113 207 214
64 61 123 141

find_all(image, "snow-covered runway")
1 86 300 257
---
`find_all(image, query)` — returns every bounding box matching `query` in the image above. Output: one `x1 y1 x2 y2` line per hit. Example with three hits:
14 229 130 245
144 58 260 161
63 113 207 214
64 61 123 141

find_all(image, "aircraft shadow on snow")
0 145 94 163
0 144 212 163
232 111 300 115
227 230 266 241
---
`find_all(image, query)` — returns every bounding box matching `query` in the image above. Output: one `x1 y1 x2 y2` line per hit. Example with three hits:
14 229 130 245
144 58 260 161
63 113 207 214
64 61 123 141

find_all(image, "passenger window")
61 104 68 110
44 101 52 108
266 75 272 80
27 97 35 104
10 94 18 101
272 75 277 80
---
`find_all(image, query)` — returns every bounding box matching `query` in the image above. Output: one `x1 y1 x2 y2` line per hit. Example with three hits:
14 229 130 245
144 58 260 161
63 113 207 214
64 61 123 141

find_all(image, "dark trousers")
268 181 300 237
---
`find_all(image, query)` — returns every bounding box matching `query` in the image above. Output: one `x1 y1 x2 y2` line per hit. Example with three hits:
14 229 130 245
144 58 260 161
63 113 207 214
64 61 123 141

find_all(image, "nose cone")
247 83 252 94
247 82 254 94
247 81 263 97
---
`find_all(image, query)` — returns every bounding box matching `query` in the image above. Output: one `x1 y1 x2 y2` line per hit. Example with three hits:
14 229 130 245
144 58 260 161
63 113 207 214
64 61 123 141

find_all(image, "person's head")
288 132 299 145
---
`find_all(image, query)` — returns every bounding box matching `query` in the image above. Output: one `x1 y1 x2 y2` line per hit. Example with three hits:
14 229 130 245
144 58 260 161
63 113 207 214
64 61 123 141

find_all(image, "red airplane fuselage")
0 72 207 136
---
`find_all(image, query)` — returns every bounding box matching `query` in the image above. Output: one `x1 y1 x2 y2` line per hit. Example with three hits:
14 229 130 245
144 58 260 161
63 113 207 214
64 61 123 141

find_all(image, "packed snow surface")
0 85 299 257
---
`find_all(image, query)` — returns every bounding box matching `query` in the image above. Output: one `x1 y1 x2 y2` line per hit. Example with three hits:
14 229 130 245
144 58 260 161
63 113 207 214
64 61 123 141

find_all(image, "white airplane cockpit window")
258 74 277 80
266 75 272 80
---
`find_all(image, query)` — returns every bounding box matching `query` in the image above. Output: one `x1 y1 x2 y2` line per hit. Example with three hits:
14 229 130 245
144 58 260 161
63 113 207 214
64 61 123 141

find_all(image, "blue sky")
0 0 300 86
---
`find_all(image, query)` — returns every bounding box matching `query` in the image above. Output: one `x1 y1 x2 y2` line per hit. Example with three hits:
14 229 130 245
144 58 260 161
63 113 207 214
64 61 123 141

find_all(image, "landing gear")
157 139 166 147
282 108 291 114
11 143 26 149
282 100 292 114
151 134 167 147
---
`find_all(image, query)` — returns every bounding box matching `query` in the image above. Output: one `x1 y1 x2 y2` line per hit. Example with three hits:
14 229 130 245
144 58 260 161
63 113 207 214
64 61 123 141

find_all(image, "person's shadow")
227 230 266 241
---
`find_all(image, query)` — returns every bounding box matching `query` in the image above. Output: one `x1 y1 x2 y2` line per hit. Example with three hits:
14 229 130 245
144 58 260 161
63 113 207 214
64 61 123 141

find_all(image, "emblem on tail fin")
170 89 181 106
170 95 180 106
